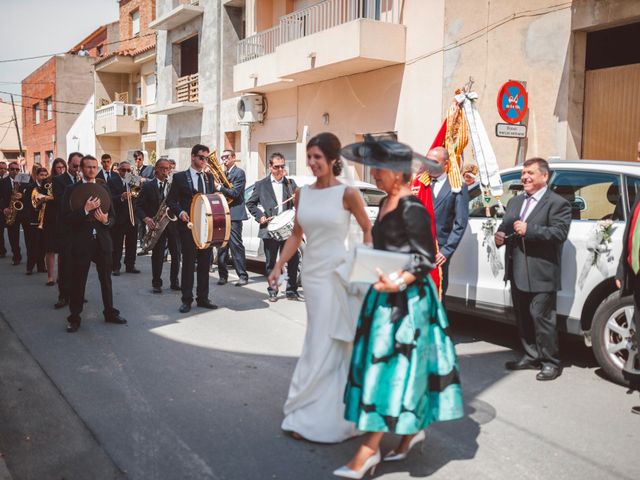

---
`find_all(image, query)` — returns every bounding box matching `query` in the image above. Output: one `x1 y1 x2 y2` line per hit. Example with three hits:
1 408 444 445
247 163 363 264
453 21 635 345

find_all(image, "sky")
0 0 119 102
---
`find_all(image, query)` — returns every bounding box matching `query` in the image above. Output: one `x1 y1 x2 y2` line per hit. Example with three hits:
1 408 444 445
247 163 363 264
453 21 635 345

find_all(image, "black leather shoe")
66 322 80 333
196 300 219 310
536 365 561 381
286 292 302 301
152 286 162 294
54 298 68 309
46 281 55 286
235 279 249 287
12 256 21 265
268 292 278 303
105 315 127 325
631 406 640 415
179 303 192 313
126 267 141 274
217 278 227 286
112 270 121 276
505 358 540 371
25 270 33 275
170 284 181 291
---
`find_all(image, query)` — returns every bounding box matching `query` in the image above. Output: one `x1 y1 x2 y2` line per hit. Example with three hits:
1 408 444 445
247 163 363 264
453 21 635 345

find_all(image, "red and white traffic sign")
497 80 528 124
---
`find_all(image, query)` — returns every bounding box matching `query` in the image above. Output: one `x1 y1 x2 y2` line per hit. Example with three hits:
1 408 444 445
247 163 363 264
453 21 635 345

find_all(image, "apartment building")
0 100 22 163
94 0 158 164
21 25 111 168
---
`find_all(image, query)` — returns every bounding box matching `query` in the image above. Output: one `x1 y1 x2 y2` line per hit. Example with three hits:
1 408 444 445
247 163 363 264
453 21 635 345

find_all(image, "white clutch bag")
348 246 411 284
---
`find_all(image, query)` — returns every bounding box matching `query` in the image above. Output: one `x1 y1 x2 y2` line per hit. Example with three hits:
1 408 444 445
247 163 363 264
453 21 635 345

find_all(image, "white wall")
66 95 96 156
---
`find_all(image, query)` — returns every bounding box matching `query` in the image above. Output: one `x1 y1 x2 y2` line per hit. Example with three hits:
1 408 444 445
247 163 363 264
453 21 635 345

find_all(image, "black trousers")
6 220 22 259
179 227 212 303
263 237 299 293
68 240 118 323
111 222 137 271
511 286 560 367
0 216 6 255
151 229 181 288
25 225 46 272
217 220 248 281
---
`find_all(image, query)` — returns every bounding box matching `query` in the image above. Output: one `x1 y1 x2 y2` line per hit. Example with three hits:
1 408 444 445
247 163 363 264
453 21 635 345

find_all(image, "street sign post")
495 123 527 138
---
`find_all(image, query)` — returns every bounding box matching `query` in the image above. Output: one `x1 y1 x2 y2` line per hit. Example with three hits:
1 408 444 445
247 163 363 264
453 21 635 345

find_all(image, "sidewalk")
0 313 125 480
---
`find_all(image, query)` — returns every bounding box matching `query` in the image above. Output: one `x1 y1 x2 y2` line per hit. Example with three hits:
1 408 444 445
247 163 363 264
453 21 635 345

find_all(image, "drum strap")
185 170 212 194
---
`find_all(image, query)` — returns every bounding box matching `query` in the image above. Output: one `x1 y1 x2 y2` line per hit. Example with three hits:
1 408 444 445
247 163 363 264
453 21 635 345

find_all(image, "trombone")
123 172 141 226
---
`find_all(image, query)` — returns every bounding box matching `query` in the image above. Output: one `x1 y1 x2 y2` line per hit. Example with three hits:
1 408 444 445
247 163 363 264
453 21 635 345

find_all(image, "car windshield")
360 188 386 207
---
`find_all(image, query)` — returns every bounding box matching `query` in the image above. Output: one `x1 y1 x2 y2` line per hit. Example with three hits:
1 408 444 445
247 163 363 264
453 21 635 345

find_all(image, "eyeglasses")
271 165 285 170
196 155 207 161
221 155 231 160
9 167 20 171
120 169 132 173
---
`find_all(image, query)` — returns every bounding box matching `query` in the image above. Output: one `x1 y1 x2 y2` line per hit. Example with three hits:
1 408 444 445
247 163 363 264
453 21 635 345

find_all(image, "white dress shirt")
189 167 206 193
271 174 284 215
519 186 547 221
432 173 448 198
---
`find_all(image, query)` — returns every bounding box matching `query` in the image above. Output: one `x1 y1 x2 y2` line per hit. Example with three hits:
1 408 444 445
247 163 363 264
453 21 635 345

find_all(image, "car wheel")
591 292 638 386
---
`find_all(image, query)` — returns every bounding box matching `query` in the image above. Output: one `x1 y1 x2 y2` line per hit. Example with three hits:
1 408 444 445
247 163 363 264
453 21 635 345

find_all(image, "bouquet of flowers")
481 218 503 277
578 220 616 289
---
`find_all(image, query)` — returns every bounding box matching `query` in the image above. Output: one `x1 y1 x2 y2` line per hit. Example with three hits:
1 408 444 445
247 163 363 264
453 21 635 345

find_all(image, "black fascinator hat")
341 134 443 176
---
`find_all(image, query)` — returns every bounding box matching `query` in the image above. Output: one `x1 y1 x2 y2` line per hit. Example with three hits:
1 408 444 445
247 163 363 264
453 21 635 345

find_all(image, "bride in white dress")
269 132 372 443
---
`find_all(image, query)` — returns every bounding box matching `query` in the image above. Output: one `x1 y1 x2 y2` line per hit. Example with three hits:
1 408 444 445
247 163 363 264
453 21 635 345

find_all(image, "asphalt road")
0 253 638 480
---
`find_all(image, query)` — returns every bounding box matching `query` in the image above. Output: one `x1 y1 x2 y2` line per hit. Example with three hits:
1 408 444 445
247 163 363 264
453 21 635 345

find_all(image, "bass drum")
189 193 231 249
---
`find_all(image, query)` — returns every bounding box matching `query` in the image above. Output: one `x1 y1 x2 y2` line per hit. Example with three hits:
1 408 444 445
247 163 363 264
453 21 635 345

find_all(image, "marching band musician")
166 144 219 313
0 161 28 266
216 149 249 287
23 167 50 275
246 152 300 302
0 161 7 258
44 159 67 286
133 150 154 179
97 153 115 183
52 152 82 309
135 158 181 293
61 155 126 333
108 161 140 276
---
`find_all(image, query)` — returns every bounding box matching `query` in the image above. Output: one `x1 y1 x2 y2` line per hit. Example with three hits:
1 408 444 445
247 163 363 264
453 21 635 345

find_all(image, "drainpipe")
216 0 223 153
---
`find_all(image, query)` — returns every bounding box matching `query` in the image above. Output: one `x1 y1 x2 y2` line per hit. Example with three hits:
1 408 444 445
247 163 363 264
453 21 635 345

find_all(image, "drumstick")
267 195 295 221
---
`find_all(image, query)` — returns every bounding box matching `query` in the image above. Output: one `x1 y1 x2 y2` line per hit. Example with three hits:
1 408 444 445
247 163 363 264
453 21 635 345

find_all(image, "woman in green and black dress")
334 137 463 479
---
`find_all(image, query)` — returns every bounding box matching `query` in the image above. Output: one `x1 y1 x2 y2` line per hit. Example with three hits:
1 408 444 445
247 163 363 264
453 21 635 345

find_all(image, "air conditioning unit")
237 94 264 123
133 105 146 121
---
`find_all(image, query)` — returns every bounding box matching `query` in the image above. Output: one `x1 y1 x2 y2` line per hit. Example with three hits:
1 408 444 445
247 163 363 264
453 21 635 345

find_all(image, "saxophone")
141 182 177 252
5 180 24 226
205 151 234 205
31 182 53 230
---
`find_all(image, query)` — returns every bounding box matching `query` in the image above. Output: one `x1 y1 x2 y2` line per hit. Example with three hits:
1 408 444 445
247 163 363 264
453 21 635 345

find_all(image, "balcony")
234 0 405 93
149 3 204 31
95 102 142 137
148 74 203 115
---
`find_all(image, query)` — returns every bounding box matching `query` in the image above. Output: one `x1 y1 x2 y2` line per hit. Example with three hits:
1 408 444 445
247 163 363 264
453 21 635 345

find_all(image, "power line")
1 91 90 107
0 32 156 64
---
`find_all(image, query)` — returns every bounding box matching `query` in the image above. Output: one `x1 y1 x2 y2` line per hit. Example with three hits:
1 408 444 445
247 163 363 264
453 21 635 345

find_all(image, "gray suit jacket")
497 188 572 292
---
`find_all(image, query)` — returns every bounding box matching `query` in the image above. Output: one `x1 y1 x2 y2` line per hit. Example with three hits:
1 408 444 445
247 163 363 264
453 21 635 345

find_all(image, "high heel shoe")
383 430 426 462
333 450 381 479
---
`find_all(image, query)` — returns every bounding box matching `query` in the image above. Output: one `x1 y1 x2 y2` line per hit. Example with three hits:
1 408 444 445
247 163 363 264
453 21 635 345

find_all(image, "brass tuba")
204 151 234 205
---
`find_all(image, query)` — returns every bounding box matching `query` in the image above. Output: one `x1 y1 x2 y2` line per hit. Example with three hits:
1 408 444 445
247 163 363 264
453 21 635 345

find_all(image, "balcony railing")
176 73 199 102
96 101 137 119
237 0 400 64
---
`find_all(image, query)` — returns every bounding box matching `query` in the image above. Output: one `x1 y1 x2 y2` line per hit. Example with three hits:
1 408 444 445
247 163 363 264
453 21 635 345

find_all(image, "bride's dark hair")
307 132 343 176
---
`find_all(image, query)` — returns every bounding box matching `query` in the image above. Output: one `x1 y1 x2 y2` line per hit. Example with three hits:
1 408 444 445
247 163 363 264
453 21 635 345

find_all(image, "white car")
447 160 640 384
242 175 385 261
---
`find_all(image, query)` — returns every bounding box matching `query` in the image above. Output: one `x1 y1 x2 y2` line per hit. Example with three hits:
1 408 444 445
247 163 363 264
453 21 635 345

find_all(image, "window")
33 103 40 124
131 9 140 36
626 175 640 210
46 151 54 163
97 45 103 56
45 97 52 120
266 142 297 176
550 170 623 221
145 74 156 105
135 81 142 104
180 35 199 77
468 171 522 218
34 152 41 164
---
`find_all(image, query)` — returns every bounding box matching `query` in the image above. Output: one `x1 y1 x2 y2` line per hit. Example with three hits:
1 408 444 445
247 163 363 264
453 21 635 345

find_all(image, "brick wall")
22 58 57 169
118 0 156 53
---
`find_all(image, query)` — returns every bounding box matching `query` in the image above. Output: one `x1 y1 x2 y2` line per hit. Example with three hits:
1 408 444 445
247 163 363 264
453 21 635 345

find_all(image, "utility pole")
10 94 24 168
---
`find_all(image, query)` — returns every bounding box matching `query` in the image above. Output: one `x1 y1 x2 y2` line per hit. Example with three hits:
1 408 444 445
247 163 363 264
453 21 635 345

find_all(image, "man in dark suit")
133 150 154 179
135 158 181 293
166 144 219 313
108 161 140 275
0 161 27 265
52 152 82 309
60 155 126 333
616 194 640 413
0 161 7 257
23 167 48 274
97 153 115 183
427 146 469 299
216 149 249 287
246 152 300 302
495 157 572 381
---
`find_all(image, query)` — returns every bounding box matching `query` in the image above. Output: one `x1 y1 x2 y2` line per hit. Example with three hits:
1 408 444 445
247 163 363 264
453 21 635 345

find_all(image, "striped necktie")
628 201 640 274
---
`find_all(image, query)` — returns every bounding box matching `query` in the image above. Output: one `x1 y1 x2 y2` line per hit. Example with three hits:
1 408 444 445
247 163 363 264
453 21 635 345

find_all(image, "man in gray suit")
428 146 469 300
495 157 572 381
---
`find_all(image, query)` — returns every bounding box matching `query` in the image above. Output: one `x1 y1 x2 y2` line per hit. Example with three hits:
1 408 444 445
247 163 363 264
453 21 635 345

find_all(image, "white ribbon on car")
578 220 616 289
481 218 504 277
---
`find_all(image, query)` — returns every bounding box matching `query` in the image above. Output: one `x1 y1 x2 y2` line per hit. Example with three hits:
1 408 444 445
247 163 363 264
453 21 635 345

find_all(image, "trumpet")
204 151 234 205
31 182 53 230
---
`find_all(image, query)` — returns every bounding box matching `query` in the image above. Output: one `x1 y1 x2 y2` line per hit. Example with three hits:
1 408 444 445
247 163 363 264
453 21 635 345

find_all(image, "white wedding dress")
281 183 359 443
